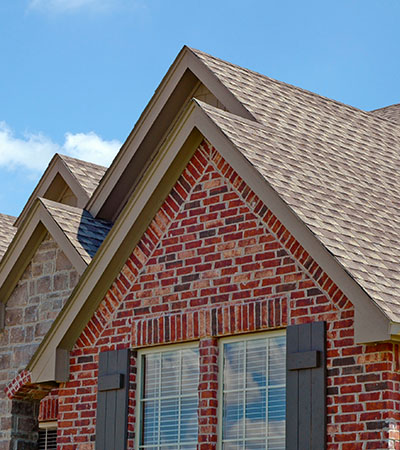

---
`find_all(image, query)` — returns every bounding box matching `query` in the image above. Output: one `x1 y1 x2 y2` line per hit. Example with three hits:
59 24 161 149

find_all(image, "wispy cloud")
27 0 124 14
0 121 120 173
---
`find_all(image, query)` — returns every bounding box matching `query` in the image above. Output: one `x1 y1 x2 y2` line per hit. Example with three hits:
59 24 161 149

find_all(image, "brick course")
0 234 78 449
53 141 400 449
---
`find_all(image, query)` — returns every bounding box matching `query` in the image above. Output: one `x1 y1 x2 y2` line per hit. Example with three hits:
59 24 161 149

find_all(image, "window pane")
245 388 266 439
221 334 286 449
144 354 160 399
181 349 199 394
180 396 198 441
140 347 199 449
142 400 159 446
161 351 180 396
223 391 244 441
160 398 179 444
223 341 245 391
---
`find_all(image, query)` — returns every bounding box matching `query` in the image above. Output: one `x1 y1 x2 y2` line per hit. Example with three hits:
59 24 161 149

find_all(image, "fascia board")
193 104 391 344
56 162 90 207
86 46 254 218
38 200 87 275
0 200 87 309
14 156 89 227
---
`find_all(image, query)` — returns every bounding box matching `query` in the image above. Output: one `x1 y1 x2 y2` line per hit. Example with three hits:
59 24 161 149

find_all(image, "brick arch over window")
57 141 400 450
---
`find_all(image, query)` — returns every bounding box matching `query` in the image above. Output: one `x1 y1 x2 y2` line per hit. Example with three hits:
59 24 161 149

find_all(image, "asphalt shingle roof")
59 154 107 198
370 104 400 125
40 198 112 264
0 214 16 261
189 48 400 322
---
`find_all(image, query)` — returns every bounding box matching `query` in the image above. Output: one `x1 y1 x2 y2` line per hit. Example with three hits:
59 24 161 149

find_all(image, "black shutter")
286 321 326 450
95 348 130 450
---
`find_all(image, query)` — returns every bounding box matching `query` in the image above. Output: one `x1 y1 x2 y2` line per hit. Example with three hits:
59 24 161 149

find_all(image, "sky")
1 0 399 217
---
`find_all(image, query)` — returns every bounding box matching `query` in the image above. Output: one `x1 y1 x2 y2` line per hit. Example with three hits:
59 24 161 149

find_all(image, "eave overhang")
27 100 393 386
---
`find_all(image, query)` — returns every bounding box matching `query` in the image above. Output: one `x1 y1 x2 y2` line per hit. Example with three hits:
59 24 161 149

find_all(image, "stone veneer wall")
0 234 79 450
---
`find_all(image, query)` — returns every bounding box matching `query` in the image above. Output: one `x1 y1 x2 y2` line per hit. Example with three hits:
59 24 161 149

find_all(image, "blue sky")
1 0 399 217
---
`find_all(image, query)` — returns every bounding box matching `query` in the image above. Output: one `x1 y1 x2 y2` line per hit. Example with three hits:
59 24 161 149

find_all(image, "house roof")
25 47 400 384
58 154 107 199
0 214 16 260
370 104 400 125
40 198 112 264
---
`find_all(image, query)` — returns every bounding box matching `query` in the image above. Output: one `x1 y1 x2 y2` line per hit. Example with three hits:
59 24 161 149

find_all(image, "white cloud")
64 132 121 167
0 121 120 173
28 0 122 13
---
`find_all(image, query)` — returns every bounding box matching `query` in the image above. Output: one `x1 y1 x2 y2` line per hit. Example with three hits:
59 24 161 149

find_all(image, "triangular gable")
14 154 106 228
86 46 255 223
0 199 111 330
27 99 391 386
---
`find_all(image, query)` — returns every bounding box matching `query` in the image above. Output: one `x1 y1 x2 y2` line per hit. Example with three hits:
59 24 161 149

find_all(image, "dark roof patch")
40 199 112 264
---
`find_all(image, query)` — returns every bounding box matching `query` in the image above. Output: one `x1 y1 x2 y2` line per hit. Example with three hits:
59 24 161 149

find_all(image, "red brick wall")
56 141 400 450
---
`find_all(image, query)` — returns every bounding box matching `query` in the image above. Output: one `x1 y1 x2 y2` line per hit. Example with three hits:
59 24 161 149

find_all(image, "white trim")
38 421 57 429
217 330 286 450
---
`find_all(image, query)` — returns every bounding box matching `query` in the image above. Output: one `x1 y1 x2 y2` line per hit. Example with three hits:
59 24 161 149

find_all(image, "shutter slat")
298 323 312 450
105 350 118 450
311 321 326 449
286 321 326 450
96 348 130 450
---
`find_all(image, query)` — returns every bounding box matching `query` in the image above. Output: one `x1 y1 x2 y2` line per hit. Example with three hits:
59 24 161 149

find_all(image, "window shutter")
286 321 326 450
38 428 57 450
96 348 130 450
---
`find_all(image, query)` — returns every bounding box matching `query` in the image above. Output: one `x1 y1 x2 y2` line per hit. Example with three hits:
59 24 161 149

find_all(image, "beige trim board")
14 154 89 228
28 101 392 385
87 46 255 222
0 198 88 315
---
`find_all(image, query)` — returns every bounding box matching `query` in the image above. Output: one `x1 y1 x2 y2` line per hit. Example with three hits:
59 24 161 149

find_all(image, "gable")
76 141 348 352
15 154 106 228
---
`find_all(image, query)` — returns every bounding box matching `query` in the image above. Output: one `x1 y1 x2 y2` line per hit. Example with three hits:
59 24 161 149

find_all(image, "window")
38 423 57 450
219 332 286 450
136 344 199 449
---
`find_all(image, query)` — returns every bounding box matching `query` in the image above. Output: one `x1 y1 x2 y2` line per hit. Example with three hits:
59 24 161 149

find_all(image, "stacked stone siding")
53 142 400 450
0 234 78 449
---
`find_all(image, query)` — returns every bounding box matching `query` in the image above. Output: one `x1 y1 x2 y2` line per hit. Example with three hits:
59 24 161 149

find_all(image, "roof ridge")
57 153 107 170
189 47 395 123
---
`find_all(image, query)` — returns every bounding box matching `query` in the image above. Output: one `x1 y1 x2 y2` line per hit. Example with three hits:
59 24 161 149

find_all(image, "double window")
136 332 286 449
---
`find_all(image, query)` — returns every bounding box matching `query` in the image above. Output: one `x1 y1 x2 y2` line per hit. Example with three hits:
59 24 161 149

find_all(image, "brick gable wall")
56 142 400 450
0 234 79 449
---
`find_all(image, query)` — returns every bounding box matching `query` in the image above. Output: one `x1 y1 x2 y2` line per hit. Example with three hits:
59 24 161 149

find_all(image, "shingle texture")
0 214 16 261
59 154 107 198
189 48 400 322
370 104 400 125
40 198 112 264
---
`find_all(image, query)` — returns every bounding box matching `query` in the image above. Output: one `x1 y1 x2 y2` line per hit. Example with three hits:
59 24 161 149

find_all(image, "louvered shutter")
95 348 130 450
286 321 326 450
38 428 57 450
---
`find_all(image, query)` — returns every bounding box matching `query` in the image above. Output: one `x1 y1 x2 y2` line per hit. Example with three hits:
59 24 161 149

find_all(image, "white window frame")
135 341 200 449
217 330 286 450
